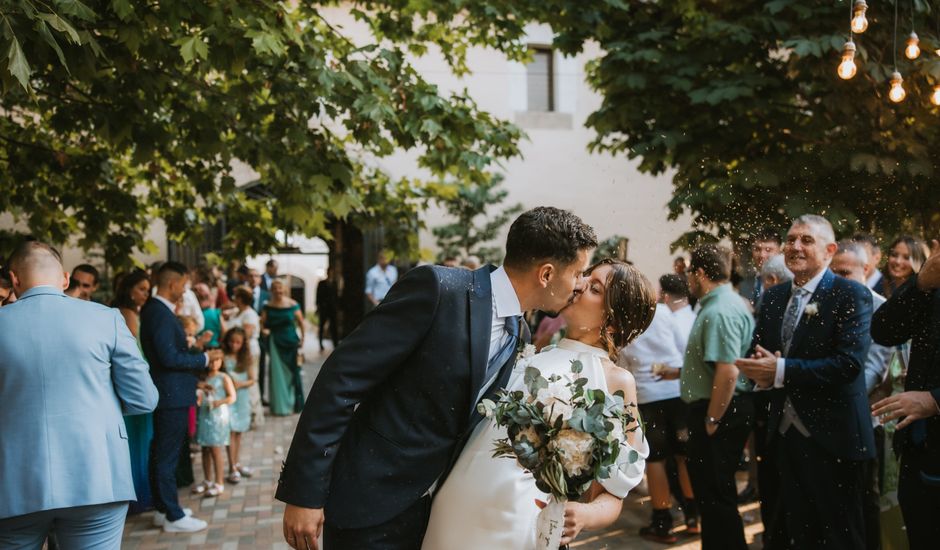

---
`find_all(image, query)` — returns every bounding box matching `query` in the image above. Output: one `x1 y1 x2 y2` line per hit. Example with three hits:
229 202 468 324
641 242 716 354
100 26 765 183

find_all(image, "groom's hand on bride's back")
283 504 324 550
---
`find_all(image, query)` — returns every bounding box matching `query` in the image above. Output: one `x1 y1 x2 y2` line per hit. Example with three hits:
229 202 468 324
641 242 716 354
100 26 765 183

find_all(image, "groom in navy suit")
278 207 597 550
738 214 874 550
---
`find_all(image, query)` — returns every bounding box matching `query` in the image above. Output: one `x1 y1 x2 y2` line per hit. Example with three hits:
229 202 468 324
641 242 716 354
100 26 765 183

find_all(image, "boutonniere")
803 302 820 318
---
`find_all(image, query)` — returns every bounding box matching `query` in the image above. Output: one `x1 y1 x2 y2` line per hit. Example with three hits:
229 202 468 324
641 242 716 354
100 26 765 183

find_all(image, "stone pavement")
123 343 763 549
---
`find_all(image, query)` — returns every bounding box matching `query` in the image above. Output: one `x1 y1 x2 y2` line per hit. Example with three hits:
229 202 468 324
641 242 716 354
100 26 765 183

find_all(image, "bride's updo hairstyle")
586 259 656 361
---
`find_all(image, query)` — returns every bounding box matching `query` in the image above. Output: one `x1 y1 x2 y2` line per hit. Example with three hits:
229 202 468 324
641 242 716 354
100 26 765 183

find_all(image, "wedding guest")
365 251 398 306
853 233 884 290
247 267 269 404
672 256 687 276
194 352 235 498
0 241 157 548
680 244 755 550
194 282 224 348
178 281 205 332
0 265 13 306
461 255 481 270
620 303 697 542
113 269 155 514
738 227 781 307
222 327 255 484
759 253 793 291
832 240 893 550
141 261 220 533
261 279 305 416
737 215 874 550
228 286 264 427
70 263 100 301
315 267 339 351
659 273 695 351
64 276 83 298
871 239 940 550
227 263 250 300
441 256 459 268
877 235 928 299
262 259 279 292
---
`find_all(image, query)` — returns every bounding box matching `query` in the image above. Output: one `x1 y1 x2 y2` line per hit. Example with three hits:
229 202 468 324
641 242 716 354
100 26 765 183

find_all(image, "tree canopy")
349 0 940 246
0 0 522 267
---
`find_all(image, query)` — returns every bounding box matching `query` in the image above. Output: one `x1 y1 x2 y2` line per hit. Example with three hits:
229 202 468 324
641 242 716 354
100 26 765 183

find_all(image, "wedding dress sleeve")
580 352 650 499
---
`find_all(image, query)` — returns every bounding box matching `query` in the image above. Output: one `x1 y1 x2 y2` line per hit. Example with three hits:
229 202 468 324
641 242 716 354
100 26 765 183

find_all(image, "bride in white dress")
422 259 656 549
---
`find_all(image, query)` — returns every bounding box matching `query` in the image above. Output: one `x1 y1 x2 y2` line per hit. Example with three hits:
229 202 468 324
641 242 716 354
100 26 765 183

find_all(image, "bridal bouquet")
477 359 640 549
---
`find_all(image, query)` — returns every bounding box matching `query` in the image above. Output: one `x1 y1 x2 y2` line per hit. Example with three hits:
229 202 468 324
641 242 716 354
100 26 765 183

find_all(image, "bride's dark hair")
585 259 656 361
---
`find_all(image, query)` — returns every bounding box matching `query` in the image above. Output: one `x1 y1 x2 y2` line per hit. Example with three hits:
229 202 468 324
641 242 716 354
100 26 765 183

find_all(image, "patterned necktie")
781 288 806 354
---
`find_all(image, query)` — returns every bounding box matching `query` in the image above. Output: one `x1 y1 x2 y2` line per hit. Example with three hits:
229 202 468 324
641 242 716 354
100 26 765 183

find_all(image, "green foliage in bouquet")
477 359 640 501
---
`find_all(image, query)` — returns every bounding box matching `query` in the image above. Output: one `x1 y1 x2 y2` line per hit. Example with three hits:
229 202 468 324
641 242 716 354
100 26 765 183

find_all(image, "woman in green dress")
261 279 306 416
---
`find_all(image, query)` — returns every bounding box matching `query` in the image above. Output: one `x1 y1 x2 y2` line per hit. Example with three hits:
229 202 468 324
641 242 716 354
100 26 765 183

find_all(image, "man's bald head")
7 241 68 294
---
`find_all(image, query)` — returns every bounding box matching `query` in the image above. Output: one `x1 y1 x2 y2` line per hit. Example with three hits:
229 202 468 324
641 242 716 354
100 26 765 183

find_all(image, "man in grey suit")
0 241 159 549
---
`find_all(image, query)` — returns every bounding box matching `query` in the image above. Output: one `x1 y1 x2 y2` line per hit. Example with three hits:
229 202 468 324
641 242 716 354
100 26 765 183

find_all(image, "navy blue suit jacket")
276 265 521 530
140 297 207 409
751 269 875 461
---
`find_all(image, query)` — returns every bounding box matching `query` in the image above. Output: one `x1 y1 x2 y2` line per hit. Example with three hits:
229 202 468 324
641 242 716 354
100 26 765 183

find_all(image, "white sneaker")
152 508 193 527
163 514 208 533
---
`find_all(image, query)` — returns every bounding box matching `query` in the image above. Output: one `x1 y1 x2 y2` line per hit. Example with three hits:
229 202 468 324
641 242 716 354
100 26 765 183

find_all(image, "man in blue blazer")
141 261 220 533
738 215 875 550
0 241 158 548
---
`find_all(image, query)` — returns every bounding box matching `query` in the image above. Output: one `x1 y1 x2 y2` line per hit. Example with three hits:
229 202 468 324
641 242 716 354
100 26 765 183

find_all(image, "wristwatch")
706 416 721 427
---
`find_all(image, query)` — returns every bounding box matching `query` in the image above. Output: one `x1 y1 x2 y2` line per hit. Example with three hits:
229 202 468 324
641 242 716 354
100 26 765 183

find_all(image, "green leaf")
6 33 31 91
175 36 208 63
57 0 97 21
36 21 69 70
571 360 583 374
38 13 81 44
110 0 135 20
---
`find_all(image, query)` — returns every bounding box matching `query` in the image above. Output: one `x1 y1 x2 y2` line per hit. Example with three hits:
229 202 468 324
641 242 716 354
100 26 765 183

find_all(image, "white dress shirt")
670 304 696 354
619 304 684 404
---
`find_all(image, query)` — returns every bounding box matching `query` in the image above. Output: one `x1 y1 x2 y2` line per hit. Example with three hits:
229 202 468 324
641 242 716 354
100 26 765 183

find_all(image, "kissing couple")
277 207 655 549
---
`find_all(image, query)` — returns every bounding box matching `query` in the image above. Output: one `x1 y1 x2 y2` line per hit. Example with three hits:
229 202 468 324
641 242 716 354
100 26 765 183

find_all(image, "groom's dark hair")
504 207 597 270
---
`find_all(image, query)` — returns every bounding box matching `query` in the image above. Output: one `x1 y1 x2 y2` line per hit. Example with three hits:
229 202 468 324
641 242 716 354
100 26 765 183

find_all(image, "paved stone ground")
123 341 763 549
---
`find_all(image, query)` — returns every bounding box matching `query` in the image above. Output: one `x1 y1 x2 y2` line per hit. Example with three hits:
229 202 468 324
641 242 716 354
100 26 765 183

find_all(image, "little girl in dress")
222 328 256 484
194 352 236 497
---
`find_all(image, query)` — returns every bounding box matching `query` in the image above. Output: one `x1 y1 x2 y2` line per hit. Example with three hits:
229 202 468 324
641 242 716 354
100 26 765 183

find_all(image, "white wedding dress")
421 339 649 550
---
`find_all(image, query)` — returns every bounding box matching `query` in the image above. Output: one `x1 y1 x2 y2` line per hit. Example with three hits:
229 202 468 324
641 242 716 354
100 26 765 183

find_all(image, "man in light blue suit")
0 241 159 549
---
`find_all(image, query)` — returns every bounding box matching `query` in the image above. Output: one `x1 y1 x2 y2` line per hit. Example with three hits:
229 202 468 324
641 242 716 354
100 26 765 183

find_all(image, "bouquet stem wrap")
535 496 566 550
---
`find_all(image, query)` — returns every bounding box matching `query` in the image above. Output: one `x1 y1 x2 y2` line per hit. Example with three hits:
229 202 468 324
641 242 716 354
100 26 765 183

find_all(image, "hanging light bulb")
838 40 858 79
905 32 921 59
889 72 907 103
932 86 940 106
851 0 869 33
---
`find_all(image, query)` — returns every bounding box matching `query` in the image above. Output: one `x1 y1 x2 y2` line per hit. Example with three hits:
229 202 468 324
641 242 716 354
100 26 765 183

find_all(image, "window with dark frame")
526 47 554 112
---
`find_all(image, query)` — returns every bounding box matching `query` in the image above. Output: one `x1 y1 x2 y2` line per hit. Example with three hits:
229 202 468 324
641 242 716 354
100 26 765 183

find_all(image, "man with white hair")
737 215 874 550
759 254 793 292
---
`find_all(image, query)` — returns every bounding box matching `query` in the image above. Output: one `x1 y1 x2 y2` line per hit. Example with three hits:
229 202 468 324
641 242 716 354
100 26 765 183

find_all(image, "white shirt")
773 268 827 387
619 304 684 404
866 269 883 290
230 307 261 358
670 304 696 354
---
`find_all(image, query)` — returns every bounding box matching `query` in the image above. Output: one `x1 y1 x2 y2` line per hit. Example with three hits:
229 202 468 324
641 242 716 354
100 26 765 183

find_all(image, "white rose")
537 382 574 424
804 302 819 317
552 429 595 477
521 344 537 359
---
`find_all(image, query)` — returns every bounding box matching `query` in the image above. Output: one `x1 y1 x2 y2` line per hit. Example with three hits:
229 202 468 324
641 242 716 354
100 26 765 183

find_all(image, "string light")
851 0 870 33
838 40 858 79
889 71 907 102
905 31 921 59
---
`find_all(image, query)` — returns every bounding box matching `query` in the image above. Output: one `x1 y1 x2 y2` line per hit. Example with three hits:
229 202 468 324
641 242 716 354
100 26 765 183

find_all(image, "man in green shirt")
680 244 755 550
